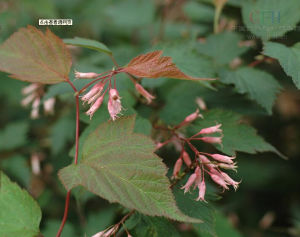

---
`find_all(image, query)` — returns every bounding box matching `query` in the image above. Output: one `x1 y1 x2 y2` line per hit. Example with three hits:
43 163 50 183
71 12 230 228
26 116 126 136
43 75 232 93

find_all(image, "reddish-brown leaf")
121 50 214 80
0 26 72 84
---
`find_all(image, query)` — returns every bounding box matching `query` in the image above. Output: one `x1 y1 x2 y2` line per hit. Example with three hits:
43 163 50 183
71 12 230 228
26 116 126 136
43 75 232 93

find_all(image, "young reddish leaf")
121 50 215 80
0 25 72 84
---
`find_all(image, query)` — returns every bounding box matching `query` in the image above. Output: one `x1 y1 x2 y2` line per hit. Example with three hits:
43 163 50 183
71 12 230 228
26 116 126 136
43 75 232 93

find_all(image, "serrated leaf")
242 0 300 40
63 37 112 55
0 171 42 237
190 109 285 158
0 25 72 84
121 51 215 81
197 32 249 65
59 116 200 223
263 41 300 89
219 67 282 114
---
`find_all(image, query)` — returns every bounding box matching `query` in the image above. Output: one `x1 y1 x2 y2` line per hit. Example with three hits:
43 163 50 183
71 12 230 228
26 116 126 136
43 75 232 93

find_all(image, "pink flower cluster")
76 71 155 120
156 109 240 202
21 83 55 119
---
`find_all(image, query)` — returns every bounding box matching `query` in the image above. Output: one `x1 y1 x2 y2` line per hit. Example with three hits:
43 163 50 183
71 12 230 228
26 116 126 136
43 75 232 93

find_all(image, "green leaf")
219 67 282 114
50 116 75 155
0 26 72 84
174 184 217 237
104 0 155 30
199 211 242 237
128 214 181 237
0 121 29 151
84 206 117 236
183 1 215 22
63 37 112 55
59 116 200 223
0 155 31 187
242 0 300 40
197 32 249 65
0 171 42 236
263 41 300 89
157 42 216 86
42 220 76 237
190 109 285 158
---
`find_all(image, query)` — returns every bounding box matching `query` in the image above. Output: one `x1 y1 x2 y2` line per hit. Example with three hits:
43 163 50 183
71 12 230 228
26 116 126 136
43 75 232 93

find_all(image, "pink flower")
22 83 39 95
200 136 222 144
209 169 229 190
30 98 40 119
199 155 217 169
195 97 207 110
176 109 203 128
82 82 104 104
173 158 183 178
219 171 240 190
181 173 197 193
196 124 222 135
196 180 206 202
209 154 235 164
21 93 35 107
108 89 122 121
75 70 98 79
184 109 201 123
135 83 155 104
182 151 192 167
43 97 55 115
218 162 238 171
86 94 105 119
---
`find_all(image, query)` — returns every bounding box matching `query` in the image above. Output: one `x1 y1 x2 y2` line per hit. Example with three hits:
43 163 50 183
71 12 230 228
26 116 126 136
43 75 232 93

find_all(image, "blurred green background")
0 0 300 236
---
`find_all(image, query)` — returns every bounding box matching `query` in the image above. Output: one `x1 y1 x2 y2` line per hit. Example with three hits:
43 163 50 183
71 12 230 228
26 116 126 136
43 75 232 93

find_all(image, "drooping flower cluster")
155 109 240 202
76 70 155 120
21 83 56 119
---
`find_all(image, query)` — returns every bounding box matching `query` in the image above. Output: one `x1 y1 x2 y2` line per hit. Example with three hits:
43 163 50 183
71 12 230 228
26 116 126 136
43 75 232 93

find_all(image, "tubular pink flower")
75 70 98 79
135 83 155 104
86 94 105 119
195 97 207 110
108 89 122 121
210 173 229 190
22 83 39 95
200 136 222 144
182 151 192 167
199 155 216 169
81 82 104 103
194 166 202 188
43 97 55 115
196 180 206 202
210 154 235 164
220 171 240 190
30 98 40 119
181 173 197 193
218 162 238 171
196 124 222 135
184 109 200 123
21 93 35 107
176 109 203 128
173 158 183 178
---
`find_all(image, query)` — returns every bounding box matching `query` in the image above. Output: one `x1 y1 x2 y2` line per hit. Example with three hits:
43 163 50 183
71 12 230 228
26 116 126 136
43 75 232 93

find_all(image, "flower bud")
173 158 183 178
200 136 222 144
135 83 155 104
75 70 98 79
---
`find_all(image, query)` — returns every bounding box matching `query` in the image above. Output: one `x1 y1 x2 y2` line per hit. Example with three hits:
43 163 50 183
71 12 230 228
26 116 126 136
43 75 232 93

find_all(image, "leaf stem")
56 79 80 237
